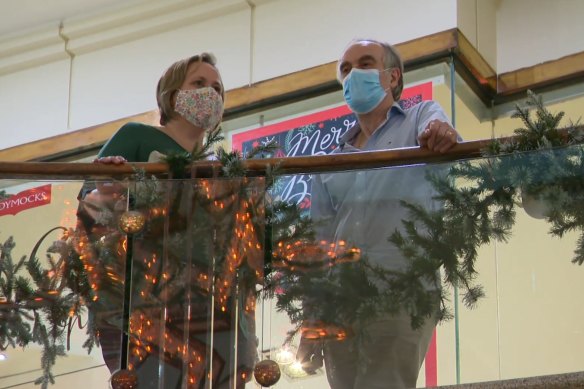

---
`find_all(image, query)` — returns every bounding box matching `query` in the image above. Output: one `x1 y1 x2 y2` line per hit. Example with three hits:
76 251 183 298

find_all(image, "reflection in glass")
126 177 265 389
2 142 584 388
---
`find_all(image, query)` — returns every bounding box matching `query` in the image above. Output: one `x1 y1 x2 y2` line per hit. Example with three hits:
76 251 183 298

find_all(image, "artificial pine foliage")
2 90 583 386
483 91 584 264
389 90 584 323
0 228 95 389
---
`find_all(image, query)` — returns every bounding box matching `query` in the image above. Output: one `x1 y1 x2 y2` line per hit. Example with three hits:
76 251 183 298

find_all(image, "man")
299 39 460 388
337 38 457 152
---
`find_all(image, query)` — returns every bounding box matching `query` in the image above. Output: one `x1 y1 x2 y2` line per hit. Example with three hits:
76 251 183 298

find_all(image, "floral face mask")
174 87 224 131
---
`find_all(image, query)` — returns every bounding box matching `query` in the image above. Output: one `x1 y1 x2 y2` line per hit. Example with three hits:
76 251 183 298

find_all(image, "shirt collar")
340 102 405 147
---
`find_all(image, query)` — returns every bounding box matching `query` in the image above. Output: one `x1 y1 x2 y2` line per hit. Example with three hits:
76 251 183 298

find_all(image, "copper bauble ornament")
253 359 281 387
119 210 146 234
110 369 138 389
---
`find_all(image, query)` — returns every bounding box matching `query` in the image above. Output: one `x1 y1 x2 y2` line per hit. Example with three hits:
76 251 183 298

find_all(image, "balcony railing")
1 139 583 389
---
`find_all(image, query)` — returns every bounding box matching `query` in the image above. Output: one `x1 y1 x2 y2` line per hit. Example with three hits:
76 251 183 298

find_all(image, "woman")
81 52 225 219
96 52 224 164
77 53 257 389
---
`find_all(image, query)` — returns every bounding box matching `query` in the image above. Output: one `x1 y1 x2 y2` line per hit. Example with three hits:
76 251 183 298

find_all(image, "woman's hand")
93 156 129 195
93 156 127 165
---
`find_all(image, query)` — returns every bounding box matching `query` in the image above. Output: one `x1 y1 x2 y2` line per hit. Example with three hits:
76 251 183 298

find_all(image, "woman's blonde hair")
156 53 224 125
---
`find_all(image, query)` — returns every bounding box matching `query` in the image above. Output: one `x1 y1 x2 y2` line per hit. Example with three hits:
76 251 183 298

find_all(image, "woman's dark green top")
98 122 187 162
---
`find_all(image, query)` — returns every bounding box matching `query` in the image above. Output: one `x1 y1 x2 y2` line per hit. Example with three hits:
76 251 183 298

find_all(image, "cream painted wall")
252 0 457 82
68 9 252 130
457 1 479 53
1 0 583 149
457 0 499 70
0 60 71 148
0 0 457 150
497 0 584 73
457 0 584 74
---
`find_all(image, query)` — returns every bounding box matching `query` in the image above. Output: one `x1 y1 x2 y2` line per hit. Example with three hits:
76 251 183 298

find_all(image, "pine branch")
215 140 279 178
192 126 225 162
161 126 226 178
163 151 192 179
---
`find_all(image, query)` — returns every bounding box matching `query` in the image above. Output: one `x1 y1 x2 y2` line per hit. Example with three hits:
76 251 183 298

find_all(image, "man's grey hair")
338 38 404 100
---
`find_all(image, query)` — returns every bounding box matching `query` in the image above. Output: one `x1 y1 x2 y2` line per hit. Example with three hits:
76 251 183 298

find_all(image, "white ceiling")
0 0 150 37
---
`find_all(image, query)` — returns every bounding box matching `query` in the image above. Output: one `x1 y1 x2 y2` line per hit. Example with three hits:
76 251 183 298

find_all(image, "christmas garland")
1 92 582 387
387 90 584 326
262 91 584 350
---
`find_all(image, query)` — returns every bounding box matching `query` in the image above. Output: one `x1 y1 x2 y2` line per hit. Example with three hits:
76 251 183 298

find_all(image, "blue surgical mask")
342 68 388 114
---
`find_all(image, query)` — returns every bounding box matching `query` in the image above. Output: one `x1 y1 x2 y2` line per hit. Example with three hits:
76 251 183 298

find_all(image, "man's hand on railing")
418 119 459 153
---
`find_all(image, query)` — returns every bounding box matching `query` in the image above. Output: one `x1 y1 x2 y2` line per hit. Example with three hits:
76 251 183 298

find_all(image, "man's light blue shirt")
310 100 453 277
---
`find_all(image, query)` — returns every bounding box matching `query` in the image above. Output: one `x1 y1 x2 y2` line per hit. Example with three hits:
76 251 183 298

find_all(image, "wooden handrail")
0 138 492 179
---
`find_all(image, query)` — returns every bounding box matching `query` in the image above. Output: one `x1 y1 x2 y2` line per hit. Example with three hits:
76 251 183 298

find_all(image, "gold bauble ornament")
110 369 138 389
253 359 281 387
119 210 146 234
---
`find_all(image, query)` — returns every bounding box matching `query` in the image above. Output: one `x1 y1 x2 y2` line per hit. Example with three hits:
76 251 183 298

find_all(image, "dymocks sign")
0 184 52 217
